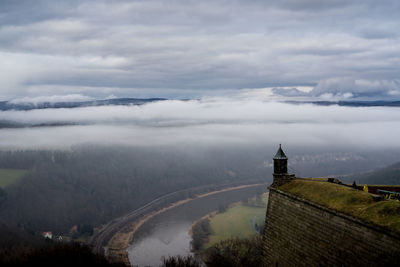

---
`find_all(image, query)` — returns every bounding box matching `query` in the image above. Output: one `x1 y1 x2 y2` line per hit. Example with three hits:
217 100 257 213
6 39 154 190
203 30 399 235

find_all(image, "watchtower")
272 144 294 187
273 144 287 174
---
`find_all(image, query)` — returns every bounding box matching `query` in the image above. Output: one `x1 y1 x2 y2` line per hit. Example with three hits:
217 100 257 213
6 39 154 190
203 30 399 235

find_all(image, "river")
126 184 267 266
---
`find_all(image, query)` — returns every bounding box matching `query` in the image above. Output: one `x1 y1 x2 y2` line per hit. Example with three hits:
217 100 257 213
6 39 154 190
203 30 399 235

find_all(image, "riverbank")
105 183 266 266
188 211 218 237
189 193 268 254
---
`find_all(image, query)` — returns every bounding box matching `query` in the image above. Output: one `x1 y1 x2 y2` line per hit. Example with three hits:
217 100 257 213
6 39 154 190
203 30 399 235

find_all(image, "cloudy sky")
1 0 400 101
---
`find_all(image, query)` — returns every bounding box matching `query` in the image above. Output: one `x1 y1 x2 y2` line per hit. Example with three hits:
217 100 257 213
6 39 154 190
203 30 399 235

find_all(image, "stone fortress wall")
262 187 400 266
262 145 400 266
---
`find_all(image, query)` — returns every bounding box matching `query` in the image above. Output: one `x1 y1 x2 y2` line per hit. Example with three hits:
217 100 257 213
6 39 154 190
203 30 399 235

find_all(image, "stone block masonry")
262 188 400 267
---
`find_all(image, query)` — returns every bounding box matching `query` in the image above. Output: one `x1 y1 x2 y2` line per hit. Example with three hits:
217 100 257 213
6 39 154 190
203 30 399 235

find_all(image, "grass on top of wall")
278 179 400 234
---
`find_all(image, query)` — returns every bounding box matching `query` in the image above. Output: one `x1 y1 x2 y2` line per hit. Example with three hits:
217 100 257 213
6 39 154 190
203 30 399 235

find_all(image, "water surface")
127 185 267 266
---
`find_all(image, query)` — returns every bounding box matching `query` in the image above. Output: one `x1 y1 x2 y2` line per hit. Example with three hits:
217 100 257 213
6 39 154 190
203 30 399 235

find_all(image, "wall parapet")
263 187 400 267
269 186 400 240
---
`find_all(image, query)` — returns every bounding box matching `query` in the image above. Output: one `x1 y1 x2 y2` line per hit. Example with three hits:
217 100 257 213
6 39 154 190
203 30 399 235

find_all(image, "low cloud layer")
0 0 399 100
0 100 399 149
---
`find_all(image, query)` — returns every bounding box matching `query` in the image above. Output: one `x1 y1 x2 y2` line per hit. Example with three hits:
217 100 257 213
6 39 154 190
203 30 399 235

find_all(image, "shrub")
203 235 263 267
161 255 202 267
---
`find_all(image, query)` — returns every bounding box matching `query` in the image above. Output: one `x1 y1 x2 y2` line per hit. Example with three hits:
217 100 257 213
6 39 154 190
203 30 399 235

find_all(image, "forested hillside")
345 161 400 185
0 145 269 233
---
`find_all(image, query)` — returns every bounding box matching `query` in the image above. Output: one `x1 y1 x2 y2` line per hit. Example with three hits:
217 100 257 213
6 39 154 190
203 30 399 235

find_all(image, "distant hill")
2 99 400 112
343 161 400 185
0 98 168 128
286 100 400 107
0 98 166 111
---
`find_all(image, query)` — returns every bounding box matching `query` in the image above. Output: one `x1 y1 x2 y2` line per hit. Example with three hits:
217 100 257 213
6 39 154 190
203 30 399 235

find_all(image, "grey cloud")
0 0 399 99
271 88 309 97
10 94 94 104
0 0 81 26
271 0 352 11
357 24 399 40
309 78 400 99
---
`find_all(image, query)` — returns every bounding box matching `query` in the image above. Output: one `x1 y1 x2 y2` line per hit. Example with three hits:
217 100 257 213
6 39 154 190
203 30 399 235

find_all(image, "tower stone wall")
273 158 287 174
272 145 294 187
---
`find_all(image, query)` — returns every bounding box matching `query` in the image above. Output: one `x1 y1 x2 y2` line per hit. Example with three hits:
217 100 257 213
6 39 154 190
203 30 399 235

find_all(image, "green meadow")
0 168 27 188
206 194 268 248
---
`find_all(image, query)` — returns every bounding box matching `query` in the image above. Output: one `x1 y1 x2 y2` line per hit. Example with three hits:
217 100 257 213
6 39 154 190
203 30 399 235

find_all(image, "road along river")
126 184 267 266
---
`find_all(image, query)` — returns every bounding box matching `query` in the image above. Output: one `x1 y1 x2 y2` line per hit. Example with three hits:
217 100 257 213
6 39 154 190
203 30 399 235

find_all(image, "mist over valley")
1 98 399 237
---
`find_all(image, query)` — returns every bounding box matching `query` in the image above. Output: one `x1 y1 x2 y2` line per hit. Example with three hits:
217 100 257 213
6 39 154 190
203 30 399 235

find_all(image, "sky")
1 0 400 101
1 1 400 152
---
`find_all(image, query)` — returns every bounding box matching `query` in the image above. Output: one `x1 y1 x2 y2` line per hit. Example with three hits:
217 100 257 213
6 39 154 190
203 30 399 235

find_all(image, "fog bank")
0 99 399 150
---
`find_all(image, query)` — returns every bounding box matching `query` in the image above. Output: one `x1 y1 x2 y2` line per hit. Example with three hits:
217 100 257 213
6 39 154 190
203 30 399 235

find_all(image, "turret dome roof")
273 144 287 159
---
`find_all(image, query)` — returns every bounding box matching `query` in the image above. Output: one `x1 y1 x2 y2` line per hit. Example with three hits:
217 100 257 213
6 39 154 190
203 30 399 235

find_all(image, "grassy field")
0 168 27 188
205 194 268 248
279 179 400 233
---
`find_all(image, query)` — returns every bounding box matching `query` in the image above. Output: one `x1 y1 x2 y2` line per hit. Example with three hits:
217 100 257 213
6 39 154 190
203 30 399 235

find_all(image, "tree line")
0 144 271 234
